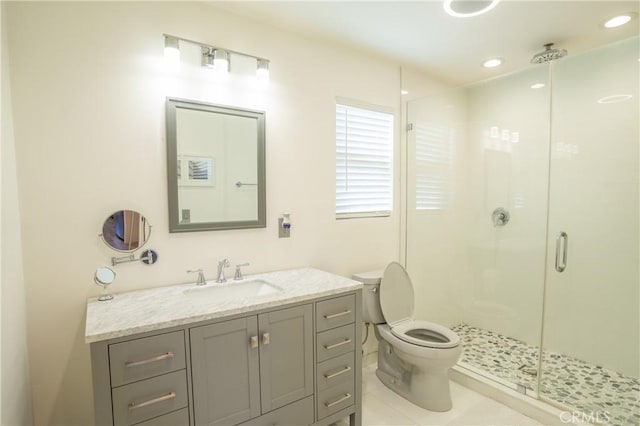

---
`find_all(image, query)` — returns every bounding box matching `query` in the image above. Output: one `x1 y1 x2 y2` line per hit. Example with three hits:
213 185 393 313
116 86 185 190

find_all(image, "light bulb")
256 59 269 81
213 49 229 73
164 36 180 69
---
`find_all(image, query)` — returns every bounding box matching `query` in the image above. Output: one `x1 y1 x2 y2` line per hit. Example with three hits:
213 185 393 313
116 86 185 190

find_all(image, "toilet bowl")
353 262 462 412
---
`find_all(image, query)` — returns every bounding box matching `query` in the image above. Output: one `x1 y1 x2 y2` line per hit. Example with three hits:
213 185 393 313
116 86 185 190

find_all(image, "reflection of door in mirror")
102 211 148 251
176 108 258 224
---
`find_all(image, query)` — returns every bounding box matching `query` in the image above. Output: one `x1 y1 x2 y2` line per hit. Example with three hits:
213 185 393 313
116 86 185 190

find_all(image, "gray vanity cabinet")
89 287 362 426
190 304 313 426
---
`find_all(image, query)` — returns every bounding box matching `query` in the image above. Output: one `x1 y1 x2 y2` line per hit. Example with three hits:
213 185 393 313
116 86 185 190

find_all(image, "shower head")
530 43 568 64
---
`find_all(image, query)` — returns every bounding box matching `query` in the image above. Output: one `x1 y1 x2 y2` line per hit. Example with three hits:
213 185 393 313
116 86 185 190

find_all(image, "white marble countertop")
85 268 362 343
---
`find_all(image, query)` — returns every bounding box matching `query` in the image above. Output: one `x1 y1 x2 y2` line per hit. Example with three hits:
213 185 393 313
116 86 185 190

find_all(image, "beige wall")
1 2 33 425
6 2 404 424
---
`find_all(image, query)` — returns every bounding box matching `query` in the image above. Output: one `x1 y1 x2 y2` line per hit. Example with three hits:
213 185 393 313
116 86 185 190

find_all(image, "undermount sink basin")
183 279 283 301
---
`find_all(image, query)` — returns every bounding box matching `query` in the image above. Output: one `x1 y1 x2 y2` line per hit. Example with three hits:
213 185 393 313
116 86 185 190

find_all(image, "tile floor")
453 324 640 426
343 355 541 426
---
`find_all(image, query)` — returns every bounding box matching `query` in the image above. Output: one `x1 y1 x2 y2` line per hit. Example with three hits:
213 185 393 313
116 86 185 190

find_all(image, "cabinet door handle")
323 310 351 320
125 352 174 368
262 332 270 345
324 338 351 350
555 231 568 272
250 335 258 349
324 365 352 379
324 392 351 408
128 391 176 410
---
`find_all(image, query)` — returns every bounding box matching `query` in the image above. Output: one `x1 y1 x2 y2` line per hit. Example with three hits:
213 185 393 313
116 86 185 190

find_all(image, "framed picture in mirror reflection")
178 155 215 187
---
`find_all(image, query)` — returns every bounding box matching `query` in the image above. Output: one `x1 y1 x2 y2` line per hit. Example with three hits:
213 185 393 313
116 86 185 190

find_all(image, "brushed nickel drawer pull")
324 310 352 320
262 332 270 345
324 365 352 379
324 338 352 350
128 391 176 410
125 352 174 368
324 392 351 408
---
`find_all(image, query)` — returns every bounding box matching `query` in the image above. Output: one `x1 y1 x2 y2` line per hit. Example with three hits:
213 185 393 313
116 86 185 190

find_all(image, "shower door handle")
555 232 568 272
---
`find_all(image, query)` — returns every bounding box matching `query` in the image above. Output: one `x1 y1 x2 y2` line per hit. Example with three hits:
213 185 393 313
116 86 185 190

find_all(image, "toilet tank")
352 271 385 324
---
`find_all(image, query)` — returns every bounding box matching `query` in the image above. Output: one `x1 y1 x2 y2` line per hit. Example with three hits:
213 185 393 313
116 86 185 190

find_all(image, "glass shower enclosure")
405 37 638 425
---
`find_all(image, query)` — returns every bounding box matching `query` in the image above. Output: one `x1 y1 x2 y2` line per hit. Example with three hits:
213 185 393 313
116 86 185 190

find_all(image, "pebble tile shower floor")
452 324 640 426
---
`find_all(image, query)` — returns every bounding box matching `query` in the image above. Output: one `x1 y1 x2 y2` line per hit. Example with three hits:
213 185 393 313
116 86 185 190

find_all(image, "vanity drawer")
238 396 314 426
316 295 355 332
112 370 188 426
109 331 186 387
317 381 354 420
317 352 354 392
316 324 355 363
132 408 189 426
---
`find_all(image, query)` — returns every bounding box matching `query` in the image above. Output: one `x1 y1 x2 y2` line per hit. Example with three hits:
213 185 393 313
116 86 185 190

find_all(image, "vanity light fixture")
530 83 546 89
163 34 270 79
482 57 503 68
603 13 635 28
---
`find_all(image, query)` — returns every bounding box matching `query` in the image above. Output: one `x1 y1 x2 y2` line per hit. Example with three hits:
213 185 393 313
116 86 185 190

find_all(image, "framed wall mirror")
166 98 266 232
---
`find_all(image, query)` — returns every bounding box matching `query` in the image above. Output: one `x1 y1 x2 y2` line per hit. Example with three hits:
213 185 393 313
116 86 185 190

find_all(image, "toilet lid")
380 262 414 325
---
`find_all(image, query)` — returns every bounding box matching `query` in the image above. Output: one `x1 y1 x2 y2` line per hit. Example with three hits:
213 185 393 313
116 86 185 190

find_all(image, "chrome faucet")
216 259 230 283
234 263 250 280
187 269 207 286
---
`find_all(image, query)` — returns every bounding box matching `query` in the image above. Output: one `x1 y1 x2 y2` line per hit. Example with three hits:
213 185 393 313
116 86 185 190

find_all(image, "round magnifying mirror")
95 267 116 286
94 267 116 301
100 210 151 252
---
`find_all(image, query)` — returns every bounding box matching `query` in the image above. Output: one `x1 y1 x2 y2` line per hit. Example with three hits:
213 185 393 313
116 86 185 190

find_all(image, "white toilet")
353 262 462 412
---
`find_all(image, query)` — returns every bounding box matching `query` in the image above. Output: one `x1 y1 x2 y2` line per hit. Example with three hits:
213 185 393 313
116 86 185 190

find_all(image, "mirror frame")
166 97 266 232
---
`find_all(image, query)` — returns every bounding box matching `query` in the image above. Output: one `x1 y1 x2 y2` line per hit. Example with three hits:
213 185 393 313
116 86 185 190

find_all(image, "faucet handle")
187 269 207 286
234 263 250 281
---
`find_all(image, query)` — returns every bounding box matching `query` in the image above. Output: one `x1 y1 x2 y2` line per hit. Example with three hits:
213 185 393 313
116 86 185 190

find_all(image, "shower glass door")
540 37 639 425
405 65 551 394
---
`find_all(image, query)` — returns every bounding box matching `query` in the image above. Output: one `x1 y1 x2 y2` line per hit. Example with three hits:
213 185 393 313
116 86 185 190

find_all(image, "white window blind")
414 123 455 210
336 103 394 217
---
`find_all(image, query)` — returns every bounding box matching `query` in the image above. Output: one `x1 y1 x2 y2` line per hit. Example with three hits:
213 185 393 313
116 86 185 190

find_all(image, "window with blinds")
336 103 394 218
414 123 455 210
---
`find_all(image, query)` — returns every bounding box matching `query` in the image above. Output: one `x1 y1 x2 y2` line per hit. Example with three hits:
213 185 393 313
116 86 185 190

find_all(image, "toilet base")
376 366 453 412
376 340 454 412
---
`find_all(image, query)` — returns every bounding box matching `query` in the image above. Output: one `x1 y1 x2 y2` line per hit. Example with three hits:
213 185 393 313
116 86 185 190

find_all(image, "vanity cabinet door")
190 317 261 426
258 304 313 413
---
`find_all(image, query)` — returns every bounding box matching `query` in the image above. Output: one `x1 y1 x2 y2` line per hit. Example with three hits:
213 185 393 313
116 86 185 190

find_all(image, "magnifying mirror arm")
112 253 136 266
112 249 159 266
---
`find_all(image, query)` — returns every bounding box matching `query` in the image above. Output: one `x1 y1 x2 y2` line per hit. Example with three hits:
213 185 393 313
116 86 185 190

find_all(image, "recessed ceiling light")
530 83 545 89
604 13 635 28
597 94 633 104
401 90 409 95
482 58 503 68
444 0 500 18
